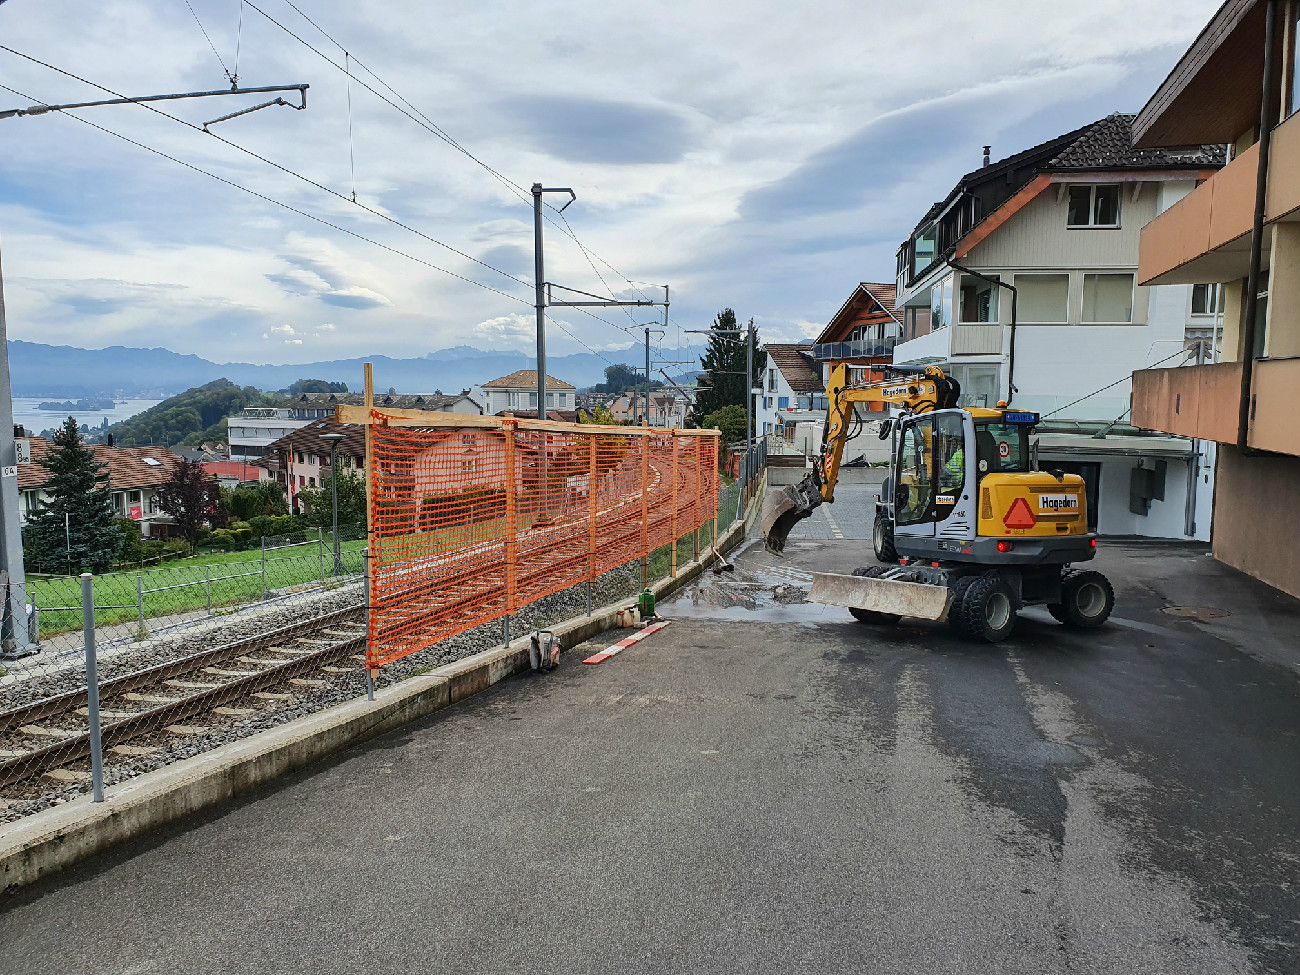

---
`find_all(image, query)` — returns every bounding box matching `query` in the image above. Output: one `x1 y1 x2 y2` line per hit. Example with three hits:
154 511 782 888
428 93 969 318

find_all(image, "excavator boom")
762 364 959 552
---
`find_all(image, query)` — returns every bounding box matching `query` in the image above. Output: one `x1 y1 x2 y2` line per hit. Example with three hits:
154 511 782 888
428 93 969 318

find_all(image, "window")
461 433 475 446
1191 283 1225 316
958 274 999 323
546 393 554 406
778 396 789 410
1067 184 1121 227
528 392 537 407
296 451 304 464
1014 273 1070 323
767 368 776 391
309 477 316 487
129 490 141 503
461 460 475 474
935 414 966 501
913 225 938 278
973 422 1029 477
1081 273 1134 323
954 365 1000 408
929 274 953 330
895 418 934 526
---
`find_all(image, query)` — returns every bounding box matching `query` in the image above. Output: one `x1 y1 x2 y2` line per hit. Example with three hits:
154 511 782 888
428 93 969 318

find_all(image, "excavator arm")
762 363 959 552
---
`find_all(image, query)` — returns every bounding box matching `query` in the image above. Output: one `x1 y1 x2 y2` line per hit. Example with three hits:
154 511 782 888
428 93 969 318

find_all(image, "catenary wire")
1037 346 1193 420
0 80 533 307
181 0 235 86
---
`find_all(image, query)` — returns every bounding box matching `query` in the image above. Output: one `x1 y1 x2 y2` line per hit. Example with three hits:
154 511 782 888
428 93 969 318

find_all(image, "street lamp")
319 432 345 576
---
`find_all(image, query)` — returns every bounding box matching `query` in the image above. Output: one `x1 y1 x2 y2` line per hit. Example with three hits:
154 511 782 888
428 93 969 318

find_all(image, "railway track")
0 605 366 789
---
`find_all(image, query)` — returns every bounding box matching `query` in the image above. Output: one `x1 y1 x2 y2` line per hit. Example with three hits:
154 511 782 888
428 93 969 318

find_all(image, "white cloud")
0 0 1224 365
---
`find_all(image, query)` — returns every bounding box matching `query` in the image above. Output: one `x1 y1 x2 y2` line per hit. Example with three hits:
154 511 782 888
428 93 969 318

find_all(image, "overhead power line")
0 80 533 307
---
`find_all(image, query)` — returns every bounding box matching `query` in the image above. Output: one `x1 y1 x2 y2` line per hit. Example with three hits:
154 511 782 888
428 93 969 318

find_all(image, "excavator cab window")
895 418 934 525
974 421 1030 479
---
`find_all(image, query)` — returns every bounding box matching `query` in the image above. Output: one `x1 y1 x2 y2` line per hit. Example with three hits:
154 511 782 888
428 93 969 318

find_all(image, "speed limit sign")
997 441 1010 459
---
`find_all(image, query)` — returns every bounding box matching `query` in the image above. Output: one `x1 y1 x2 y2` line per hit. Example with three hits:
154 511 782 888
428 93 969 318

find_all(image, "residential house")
891 115 1228 539
646 391 690 429
810 282 902 389
755 344 826 437
18 441 185 538
1130 0 1300 595
228 390 480 463
258 420 366 510
478 371 576 415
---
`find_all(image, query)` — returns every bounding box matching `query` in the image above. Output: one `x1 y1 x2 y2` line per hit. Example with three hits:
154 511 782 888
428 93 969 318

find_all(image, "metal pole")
533 183 547 424
0 244 32 657
644 327 651 427
136 572 144 634
205 563 211 614
585 580 592 617
318 526 325 584
80 574 104 802
260 536 266 600
330 444 342 575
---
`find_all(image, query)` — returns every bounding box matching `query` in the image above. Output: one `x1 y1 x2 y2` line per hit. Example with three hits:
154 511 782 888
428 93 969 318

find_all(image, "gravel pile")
1 559 650 823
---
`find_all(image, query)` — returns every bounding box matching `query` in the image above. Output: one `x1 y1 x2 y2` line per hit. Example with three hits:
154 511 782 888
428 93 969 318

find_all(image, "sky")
0 0 1222 374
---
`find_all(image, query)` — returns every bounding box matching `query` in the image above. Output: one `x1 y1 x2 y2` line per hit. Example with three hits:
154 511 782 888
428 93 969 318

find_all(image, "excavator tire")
1055 571 1114 628
873 513 898 564
946 576 978 636
959 576 1017 643
847 566 902 626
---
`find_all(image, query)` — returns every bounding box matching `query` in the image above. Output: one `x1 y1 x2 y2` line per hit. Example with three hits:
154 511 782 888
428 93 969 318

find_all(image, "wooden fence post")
503 420 518 619
587 434 598 582
670 430 679 579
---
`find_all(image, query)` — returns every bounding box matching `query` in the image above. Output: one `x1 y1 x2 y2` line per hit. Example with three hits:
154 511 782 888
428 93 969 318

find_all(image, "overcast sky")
0 0 1218 371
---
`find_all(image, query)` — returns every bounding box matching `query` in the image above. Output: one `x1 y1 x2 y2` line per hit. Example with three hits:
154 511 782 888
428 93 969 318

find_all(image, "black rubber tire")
848 565 901 626
873 514 898 564
1057 571 1114 628
1046 603 1069 624
947 576 978 635
959 576 1017 643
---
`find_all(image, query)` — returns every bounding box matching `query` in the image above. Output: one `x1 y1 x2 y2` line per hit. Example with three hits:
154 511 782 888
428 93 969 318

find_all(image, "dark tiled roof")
1043 113 1227 170
861 283 898 321
764 344 824 393
483 370 575 390
264 420 366 461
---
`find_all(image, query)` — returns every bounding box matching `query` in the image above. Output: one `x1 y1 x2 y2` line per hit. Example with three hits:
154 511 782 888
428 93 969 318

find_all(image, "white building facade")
892 115 1226 539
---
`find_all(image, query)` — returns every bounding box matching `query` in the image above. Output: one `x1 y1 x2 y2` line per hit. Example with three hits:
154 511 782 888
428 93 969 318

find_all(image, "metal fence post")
136 572 144 635
81 574 104 803
318 526 326 585
260 537 267 600
670 431 679 579
362 547 374 702
205 564 212 614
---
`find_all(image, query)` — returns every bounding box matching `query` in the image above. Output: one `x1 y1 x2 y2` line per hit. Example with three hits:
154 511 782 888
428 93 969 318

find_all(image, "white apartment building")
478 371 576 415
891 114 1227 539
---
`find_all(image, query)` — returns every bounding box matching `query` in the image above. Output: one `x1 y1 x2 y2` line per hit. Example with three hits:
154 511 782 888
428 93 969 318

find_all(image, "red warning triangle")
1003 497 1037 530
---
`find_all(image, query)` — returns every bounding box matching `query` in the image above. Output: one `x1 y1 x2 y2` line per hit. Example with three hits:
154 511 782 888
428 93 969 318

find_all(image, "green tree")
595 363 662 395
701 404 748 444
689 310 767 435
156 459 221 546
296 471 368 527
579 403 618 425
222 480 289 521
23 417 124 573
285 379 349 396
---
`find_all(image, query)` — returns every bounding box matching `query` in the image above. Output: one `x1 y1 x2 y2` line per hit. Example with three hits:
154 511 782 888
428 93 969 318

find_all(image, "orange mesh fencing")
365 415 720 668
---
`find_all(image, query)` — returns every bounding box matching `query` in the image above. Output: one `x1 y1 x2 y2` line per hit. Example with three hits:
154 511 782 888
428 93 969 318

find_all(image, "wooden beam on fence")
363 362 377 673
670 430 679 579
334 403 723 440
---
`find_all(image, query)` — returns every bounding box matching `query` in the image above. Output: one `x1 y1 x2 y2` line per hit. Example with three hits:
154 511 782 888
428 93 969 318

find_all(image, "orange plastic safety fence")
366 418 722 668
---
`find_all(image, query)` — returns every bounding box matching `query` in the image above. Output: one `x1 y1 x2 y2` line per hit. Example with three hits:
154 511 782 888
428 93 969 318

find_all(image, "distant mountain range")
7 341 709 398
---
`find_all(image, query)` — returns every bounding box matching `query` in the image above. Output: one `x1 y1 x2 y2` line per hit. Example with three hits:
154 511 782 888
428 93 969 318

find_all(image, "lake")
11 398 162 437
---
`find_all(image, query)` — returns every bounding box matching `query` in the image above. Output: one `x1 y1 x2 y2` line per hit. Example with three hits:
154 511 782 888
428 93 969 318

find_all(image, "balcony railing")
811 337 897 361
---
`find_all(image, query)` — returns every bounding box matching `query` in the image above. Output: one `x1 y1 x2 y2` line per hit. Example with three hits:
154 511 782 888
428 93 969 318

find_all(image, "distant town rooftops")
282 390 480 410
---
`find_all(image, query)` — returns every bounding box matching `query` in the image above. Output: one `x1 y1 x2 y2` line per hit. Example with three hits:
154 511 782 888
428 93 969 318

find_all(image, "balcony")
1138 111 1300 287
892 325 1004 367
1131 357 1300 455
810 337 897 361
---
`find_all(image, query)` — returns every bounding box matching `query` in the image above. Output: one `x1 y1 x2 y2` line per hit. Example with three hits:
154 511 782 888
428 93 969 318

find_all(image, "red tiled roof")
482 370 576 391
764 344 824 393
18 439 185 492
263 420 367 459
814 282 902 345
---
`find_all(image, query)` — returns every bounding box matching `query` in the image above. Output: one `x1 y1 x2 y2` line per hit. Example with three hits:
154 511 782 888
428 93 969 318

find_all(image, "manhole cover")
1161 606 1230 619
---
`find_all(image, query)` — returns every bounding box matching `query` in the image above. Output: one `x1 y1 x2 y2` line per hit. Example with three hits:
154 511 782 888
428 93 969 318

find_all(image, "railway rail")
0 604 365 789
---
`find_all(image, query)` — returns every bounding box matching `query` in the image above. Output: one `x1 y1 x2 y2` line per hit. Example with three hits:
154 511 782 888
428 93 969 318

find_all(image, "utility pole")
745 318 755 449
643 328 651 427
530 184 576 421
0 244 31 657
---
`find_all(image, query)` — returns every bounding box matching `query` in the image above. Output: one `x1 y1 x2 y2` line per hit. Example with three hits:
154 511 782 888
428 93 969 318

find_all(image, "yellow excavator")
762 363 1114 642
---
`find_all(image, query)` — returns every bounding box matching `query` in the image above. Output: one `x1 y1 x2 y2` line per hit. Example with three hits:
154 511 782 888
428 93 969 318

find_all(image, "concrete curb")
0 497 757 895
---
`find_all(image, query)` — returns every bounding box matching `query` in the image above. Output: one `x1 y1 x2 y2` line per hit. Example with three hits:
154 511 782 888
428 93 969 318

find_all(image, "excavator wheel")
946 576 978 636
1052 571 1114 628
847 566 902 626
959 577 1017 643
872 513 898 564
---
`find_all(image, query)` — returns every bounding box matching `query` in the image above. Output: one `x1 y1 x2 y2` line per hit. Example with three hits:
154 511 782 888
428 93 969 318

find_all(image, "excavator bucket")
762 473 823 553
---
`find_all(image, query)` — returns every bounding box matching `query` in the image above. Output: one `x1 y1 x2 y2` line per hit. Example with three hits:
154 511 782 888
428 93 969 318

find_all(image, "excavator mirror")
877 418 894 440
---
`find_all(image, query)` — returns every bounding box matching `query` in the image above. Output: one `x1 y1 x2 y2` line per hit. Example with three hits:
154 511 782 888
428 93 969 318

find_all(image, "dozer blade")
762 473 823 553
810 571 951 622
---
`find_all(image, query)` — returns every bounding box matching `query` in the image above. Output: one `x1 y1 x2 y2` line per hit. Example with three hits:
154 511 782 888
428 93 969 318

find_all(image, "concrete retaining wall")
0 498 758 894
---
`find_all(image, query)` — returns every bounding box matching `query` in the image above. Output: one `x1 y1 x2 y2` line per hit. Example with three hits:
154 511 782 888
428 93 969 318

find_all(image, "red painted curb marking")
583 621 671 665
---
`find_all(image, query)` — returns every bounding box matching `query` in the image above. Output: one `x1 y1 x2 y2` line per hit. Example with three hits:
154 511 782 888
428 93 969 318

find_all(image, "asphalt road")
3 502 1299 973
